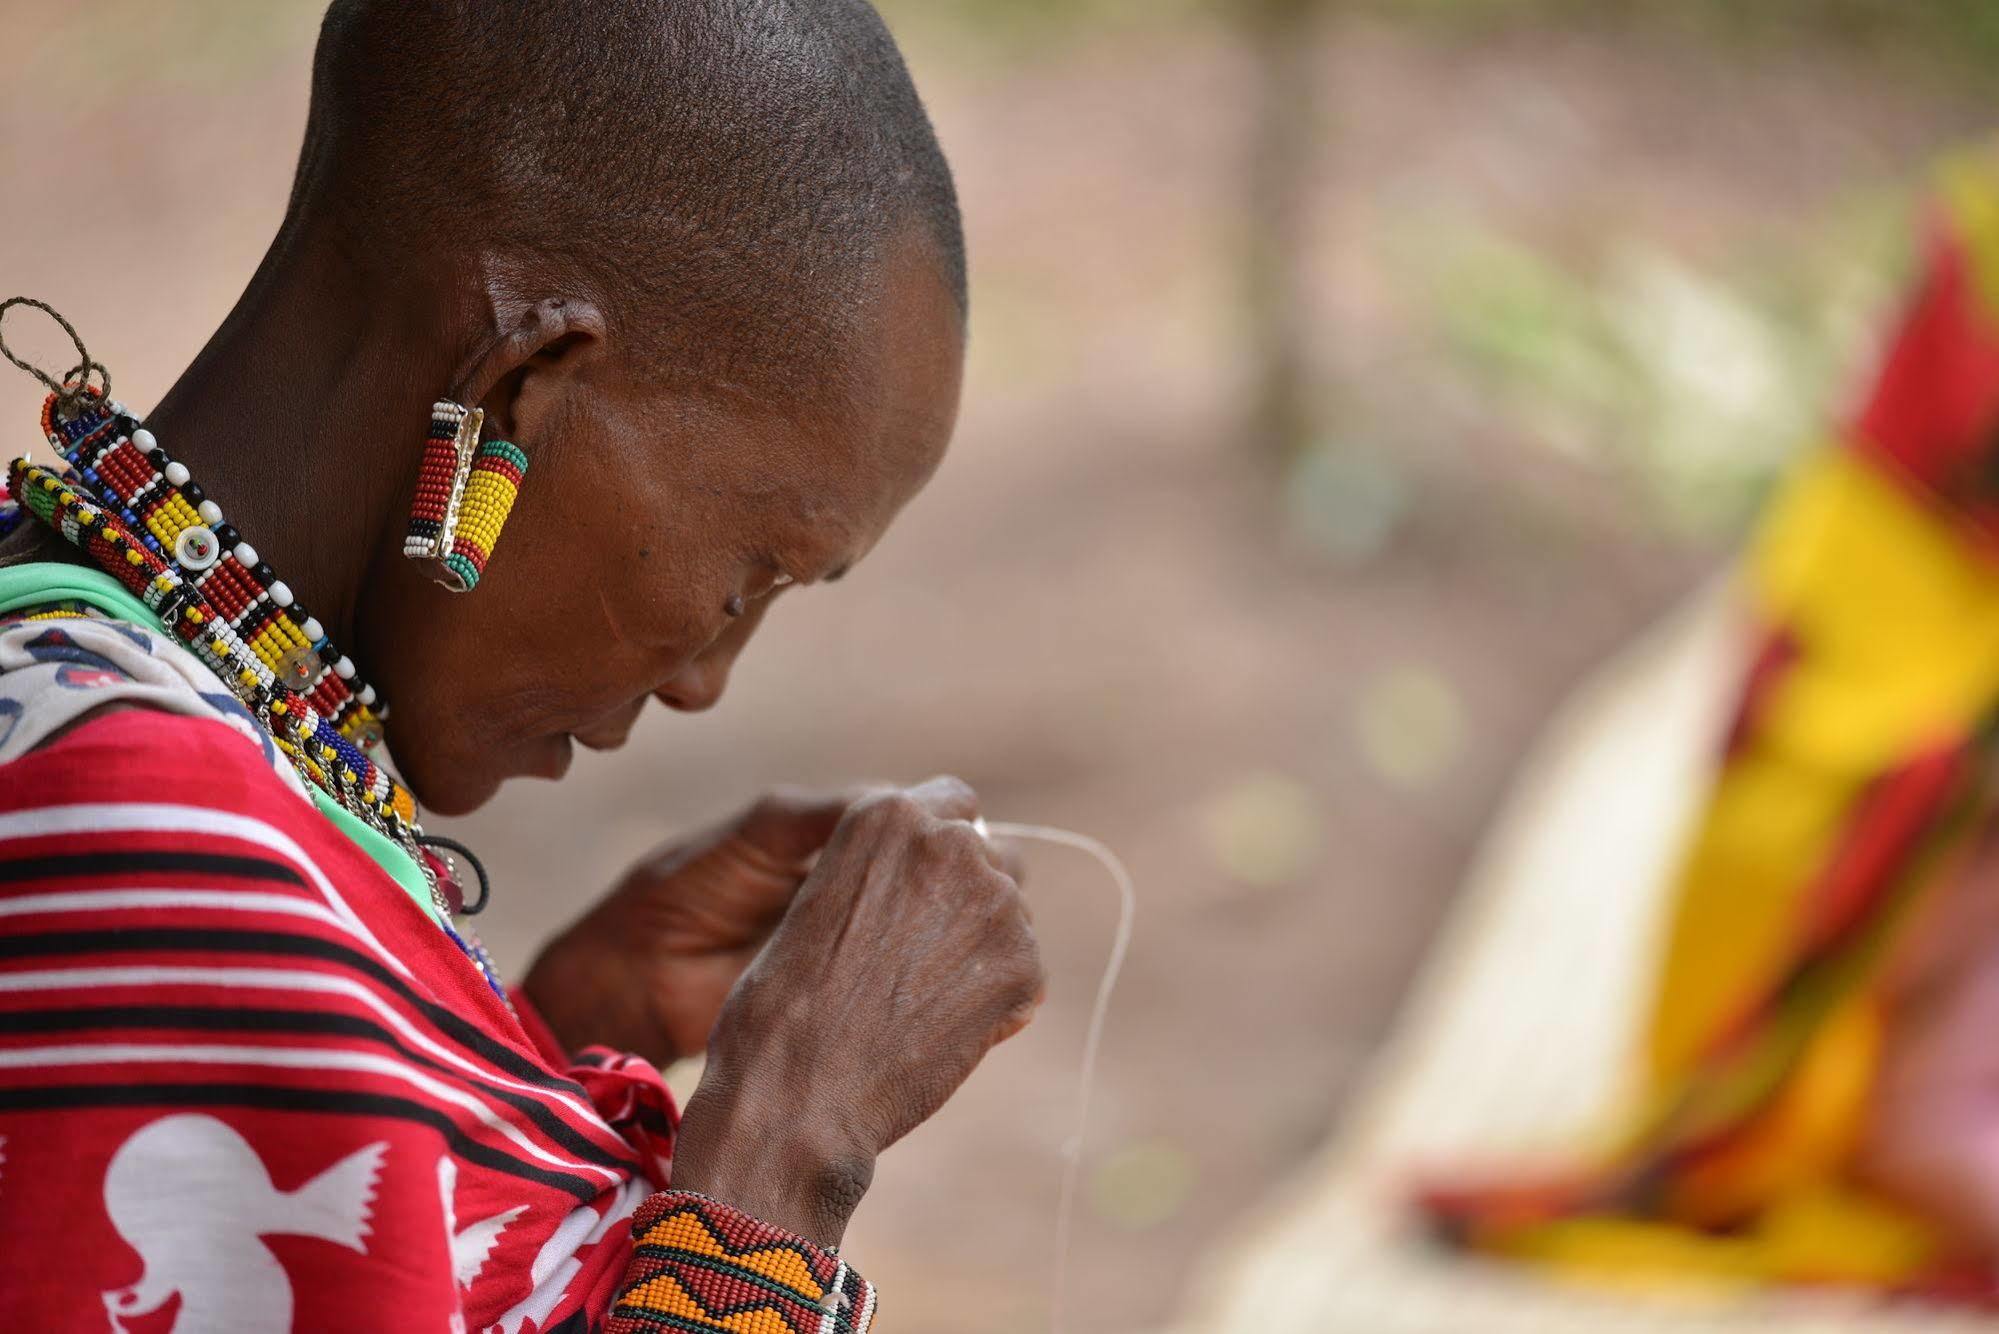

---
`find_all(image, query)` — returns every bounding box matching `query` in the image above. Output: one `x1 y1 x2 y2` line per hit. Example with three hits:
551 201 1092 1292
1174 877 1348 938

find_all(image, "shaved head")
296 0 964 401
138 0 974 812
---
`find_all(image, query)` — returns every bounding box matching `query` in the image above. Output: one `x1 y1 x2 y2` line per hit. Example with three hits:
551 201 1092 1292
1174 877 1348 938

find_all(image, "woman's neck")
143 240 443 657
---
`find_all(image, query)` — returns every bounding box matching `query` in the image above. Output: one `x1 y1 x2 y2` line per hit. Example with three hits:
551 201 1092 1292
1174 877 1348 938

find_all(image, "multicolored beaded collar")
2 389 505 993
16 387 403 801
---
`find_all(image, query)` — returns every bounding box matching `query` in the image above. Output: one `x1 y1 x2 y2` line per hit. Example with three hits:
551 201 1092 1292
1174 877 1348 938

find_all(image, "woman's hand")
522 788 858 1067
668 776 1045 1246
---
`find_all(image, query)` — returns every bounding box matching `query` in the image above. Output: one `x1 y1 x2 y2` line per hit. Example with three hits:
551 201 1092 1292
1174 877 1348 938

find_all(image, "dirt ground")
2 5 1992 1331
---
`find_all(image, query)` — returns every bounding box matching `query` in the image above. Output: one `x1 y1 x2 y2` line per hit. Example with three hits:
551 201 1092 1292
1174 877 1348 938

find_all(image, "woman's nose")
654 654 732 713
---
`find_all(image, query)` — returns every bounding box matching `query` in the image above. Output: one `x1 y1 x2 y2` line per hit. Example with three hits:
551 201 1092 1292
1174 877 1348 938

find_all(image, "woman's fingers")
706 772 1045 1167
904 773 980 823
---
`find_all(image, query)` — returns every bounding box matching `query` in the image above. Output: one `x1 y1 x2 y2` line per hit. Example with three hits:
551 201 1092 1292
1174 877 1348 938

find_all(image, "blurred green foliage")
1380 0 1999 75
887 0 1999 83
878 0 1976 541
876 0 1205 54
1397 190 1912 536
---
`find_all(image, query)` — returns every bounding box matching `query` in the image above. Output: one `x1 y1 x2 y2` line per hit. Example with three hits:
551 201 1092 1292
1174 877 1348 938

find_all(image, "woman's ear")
453 294 607 444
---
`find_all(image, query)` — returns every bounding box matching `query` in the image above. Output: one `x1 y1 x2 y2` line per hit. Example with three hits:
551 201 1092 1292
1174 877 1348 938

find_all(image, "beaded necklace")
5 389 506 996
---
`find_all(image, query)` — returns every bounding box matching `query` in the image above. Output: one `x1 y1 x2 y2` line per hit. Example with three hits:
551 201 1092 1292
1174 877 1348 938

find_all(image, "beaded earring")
401 400 528 593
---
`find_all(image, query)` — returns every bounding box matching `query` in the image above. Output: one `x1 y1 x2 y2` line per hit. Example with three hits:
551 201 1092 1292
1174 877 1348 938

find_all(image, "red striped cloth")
0 708 873 1332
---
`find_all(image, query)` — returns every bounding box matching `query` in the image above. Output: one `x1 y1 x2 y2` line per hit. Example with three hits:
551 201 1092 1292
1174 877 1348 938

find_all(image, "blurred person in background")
0 1 1047 1330
1423 142 1999 1302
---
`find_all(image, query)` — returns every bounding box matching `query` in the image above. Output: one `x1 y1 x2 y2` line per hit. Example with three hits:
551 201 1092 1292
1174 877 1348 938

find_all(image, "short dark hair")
297 0 964 398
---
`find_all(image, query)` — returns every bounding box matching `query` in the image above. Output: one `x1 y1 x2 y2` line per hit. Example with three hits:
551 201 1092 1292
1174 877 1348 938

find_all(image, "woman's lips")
526 732 574 780
524 702 645 779
571 700 647 753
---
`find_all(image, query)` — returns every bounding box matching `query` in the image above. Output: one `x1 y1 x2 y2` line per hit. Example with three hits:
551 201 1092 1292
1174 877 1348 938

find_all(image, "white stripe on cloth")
0 802 413 978
0 1041 625 1185
0 964 633 1170
0 888 340 924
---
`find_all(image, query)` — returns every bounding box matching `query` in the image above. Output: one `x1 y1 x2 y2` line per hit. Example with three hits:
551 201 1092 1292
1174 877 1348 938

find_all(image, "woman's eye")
728 569 793 614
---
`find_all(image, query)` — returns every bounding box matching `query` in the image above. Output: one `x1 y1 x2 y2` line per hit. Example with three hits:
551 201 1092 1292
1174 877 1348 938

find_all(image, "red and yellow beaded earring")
402 399 528 592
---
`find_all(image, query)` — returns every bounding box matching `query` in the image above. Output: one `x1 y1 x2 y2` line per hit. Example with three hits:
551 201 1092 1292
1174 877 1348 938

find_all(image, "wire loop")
0 297 110 419
417 833 493 915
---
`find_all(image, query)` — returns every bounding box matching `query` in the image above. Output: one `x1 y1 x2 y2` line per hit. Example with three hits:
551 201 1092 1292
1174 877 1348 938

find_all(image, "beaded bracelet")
610 1191 876 1334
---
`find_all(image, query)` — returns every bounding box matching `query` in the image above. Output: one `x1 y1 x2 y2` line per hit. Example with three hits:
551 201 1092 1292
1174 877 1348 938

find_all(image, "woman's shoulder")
0 595 310 800
0 704 659 1332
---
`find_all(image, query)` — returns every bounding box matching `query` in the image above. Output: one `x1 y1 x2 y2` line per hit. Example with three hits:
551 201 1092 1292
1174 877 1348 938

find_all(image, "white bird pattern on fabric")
438 1157 525 1289
100 1114 387 1333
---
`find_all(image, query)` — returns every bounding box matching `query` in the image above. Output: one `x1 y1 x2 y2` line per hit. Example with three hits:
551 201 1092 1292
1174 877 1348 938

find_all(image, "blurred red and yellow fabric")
1424 145 1999 1298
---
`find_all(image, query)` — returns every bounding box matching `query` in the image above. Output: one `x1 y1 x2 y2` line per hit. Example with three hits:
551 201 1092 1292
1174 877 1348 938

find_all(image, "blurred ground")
2 4 1993 1331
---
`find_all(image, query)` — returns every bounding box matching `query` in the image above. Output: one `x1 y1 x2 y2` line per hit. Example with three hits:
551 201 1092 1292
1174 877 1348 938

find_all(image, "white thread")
983 821 1135 1334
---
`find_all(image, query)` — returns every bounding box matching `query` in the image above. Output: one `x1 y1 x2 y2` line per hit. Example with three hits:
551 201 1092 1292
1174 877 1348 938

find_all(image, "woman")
0 1 1043 1330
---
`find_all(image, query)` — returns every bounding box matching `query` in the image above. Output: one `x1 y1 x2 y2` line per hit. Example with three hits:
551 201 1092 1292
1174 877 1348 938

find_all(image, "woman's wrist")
670 1075 877 1248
